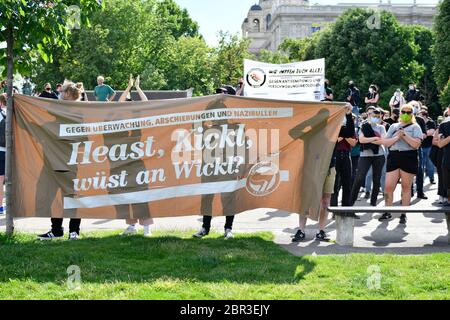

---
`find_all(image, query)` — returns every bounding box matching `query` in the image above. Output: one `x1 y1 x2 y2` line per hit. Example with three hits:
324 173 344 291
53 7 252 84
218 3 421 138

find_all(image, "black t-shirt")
384 117 397 132
322 86 333 102
346 87 360 107
422 118 437 148
439 121 450 168
39 91 59 99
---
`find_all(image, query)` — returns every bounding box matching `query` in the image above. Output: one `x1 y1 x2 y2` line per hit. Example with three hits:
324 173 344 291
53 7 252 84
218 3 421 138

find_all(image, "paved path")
1 180 449 256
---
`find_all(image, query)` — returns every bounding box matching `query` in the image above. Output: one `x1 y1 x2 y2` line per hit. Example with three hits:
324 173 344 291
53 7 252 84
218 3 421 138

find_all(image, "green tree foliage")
312 9 422 105
433 0 450 106
31 0 205 93
212 32 253 89
440 79 450 109
258 49 290 64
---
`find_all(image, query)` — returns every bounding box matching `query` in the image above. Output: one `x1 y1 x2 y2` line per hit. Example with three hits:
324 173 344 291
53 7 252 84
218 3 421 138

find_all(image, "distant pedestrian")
75 82 89 102
94 76 116 102
39 83 59 100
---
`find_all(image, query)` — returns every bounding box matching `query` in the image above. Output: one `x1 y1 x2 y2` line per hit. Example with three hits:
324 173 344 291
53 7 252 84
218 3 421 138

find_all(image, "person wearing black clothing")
322 79 333 102
365 84 380 111
431 122 447 204
350 108 386 207
437 106 450 205
413 104 428 199
330 110 356 209
384 108 399 131
346 81 361 119
39 83 59 100
406 83 422 103
420 108 437 184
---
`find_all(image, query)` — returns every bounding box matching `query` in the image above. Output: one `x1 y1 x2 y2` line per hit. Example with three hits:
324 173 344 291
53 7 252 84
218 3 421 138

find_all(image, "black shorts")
387 150 418 175
0 152 4 176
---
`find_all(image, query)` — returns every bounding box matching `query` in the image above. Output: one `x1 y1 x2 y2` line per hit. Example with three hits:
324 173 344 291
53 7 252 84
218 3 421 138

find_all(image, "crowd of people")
0 77 449 244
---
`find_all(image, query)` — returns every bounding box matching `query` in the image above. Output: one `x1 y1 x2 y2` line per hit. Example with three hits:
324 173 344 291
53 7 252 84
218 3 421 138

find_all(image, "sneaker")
364 192 370 199
399 214 407 224
417 193 428 200
37 231 63 241
224 229 234 239
292 230 306 243
378 213 393 222
68 232 80 240
143 226 152 237
193 227 209 238
315 230 331 242
121 225 137 236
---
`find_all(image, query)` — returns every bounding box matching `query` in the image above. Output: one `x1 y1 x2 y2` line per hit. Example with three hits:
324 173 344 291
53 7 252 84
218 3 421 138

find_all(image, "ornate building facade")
242 0 437 54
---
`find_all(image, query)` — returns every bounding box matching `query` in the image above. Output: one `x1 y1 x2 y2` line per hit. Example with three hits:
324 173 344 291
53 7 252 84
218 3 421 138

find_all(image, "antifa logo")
245 162 281 197
246 68 267 88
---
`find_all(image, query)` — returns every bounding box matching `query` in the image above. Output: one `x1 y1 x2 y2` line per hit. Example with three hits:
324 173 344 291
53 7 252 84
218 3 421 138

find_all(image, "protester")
433 113 447 204
94 76 116 102
350 107 386 208
37 81 83 240
379 103 423 224
0 94 6 214
420 107 437 184
411 101 428 199
75 82 89 102
236 78 245 96
365 84 380 110
437 105 450 207
39 83 59 100
346 80 361 118
389 89 406 110
350 113 360 186
293 104 353 242
405 83 422 103
384 108 399 131
117 75 154 237
322 79 333 102
0 80 7 93
54 83 62 99
330 106 356 211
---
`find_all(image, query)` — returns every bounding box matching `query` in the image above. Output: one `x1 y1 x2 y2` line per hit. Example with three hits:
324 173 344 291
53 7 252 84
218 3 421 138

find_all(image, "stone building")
242 0 437 54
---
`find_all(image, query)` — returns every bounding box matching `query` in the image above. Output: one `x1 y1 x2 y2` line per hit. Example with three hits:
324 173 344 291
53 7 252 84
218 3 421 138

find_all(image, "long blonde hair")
60 80 81 101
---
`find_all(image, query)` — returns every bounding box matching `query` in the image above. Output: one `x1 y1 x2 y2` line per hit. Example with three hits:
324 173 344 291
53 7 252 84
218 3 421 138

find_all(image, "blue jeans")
422 147 435 182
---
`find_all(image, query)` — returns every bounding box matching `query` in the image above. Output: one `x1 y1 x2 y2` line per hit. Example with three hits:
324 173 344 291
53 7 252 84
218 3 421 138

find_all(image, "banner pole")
5 23 14 235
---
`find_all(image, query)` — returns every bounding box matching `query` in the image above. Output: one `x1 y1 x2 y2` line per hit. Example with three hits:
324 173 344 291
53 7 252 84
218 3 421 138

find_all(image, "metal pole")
5 23 14 235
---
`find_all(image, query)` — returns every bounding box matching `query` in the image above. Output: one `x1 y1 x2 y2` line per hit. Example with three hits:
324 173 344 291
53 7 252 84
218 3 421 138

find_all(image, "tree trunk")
5 23 14 235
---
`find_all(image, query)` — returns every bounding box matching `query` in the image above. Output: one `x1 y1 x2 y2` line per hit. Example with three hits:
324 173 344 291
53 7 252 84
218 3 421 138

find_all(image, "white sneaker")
121 225 137 236
68 232 80 240
224 229 234 239
143 226 152 237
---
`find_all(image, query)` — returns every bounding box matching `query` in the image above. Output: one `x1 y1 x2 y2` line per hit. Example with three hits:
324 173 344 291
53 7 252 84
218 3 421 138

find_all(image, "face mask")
370 117 380 124
400 114 412 122
349 84 354 89
395 92 400 97
409 86 414 91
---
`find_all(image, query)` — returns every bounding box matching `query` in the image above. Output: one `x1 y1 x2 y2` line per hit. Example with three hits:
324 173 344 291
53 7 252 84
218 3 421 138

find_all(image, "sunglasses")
401 111 413 115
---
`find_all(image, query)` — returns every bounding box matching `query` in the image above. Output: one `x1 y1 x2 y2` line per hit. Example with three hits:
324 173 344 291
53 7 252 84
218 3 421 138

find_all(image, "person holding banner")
119 75 155 237
293 105 353 242
37 82 84 240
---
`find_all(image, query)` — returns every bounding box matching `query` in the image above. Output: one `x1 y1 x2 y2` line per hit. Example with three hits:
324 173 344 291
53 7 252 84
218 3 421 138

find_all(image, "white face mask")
395 92 400 97
409 86 414 91
370 117 380 124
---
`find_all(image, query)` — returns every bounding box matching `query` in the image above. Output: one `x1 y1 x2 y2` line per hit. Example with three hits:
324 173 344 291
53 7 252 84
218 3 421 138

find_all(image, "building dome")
250 4 263 11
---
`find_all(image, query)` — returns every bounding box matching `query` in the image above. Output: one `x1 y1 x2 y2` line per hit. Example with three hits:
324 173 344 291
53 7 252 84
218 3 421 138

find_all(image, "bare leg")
298 214 307 230
400 171 414 207
318 193 331 231
384 170 400 206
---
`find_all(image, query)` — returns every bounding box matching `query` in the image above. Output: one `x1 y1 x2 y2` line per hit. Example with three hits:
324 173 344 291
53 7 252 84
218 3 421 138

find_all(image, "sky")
174 0 439 46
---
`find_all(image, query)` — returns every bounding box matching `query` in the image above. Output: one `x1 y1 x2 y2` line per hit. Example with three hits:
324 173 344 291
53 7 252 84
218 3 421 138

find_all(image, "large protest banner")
11 94 345 220
243 58 325 101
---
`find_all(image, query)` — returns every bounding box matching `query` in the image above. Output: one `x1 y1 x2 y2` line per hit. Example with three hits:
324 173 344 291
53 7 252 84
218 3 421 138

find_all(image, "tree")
312 9 423 104
0 0 103 235
257 49 290 64
31 0 203 91
404 25 440 118
212 32 253 88
440 79 450 109
433 0 450 105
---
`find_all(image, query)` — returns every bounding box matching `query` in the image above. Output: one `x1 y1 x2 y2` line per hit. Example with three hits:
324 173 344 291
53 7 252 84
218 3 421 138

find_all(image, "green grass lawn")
0 231 449 300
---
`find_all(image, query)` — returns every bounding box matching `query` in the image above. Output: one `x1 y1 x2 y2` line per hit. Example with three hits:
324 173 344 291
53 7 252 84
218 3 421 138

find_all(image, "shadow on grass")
0 232 316 285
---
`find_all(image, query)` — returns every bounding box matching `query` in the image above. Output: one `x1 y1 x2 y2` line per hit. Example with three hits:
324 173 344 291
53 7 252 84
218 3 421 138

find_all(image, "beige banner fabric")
11 94 345 220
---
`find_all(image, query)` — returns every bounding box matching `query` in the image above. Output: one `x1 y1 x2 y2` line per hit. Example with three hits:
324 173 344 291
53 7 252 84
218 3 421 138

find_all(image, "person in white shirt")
389 89 406 111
